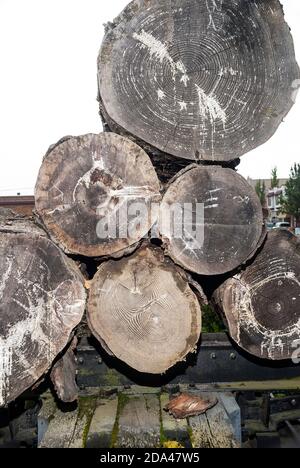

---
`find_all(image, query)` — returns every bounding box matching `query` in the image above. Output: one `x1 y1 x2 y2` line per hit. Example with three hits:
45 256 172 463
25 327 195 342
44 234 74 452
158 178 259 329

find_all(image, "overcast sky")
0 0 299 196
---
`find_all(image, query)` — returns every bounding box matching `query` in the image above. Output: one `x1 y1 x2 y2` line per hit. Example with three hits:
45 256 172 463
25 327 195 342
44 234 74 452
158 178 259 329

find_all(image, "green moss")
272 393 287 399
144 394 154 412
160 423 168 446
78 396 97 448
77 368 95 377
202 304 225 333
187 424 194 447
110 393 130 448
82 418 91 448
104 369 122 387
118 393 130 411
159 403 167 447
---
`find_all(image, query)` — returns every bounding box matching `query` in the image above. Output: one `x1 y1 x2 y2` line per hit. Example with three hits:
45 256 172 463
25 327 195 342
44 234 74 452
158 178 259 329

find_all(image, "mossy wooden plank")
86 398 118 448
68 415 87 449
37 393 57 446
117 395 160 448
188 392 239 448
39 409 78 448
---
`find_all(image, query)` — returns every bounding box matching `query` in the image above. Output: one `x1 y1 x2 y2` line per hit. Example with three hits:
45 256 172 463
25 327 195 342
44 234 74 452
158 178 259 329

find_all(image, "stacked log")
159 164 265 275
98 0 299 167
1 0 300 405
35 133 161 257
213 230 300 360
0 210 86 407
87 245 204 374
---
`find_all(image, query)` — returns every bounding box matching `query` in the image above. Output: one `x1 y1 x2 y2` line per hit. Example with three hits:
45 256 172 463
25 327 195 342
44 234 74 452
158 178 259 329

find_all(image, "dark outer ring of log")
0 229 86 407
35 133 161 257
87 245 203 374
213 230 300 360
159 164 264 275
98 0 299 162
99 98 241 183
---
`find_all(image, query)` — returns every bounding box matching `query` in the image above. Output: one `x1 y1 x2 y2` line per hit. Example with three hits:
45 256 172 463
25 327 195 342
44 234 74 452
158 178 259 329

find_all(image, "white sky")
0 0 299 196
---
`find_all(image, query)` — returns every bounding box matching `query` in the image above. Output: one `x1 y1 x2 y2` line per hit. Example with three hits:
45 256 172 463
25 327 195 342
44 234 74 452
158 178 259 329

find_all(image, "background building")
247 178 290 224
0 195 34 216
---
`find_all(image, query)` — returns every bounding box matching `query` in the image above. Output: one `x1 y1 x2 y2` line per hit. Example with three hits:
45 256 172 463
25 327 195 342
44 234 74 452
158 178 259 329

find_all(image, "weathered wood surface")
39 406 79 449
98 0 299 162
50 337 79 403
87 245 204 374
0 214 86 407
37 391 240 448
189 392 240 448
117 395 161 448
86 398 118 448
0 208 43 237
213 230 300 360
35 133 161 257
159 165 264 275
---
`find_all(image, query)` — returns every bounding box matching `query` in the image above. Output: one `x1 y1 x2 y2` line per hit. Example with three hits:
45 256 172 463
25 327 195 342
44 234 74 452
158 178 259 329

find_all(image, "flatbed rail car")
1 333 300 448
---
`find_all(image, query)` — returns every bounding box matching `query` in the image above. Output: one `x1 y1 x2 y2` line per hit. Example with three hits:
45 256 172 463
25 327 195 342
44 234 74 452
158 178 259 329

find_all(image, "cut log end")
159 165 264 276
0 217 86 407
213 230 300 360
87 245 203 374
35 132 161 257
98 0 299 161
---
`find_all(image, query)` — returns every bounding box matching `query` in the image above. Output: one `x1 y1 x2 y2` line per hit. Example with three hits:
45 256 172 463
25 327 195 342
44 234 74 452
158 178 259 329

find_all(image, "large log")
0 210 86 407
35 133 161 257
98 0 299 162
159 164 265 275
213 230 300 360
87 245 204 374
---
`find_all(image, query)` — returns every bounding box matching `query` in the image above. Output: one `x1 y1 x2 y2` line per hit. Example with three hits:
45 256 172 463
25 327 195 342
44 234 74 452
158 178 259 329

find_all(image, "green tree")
271 167 279 188
281 163 300 221
255 179 266 206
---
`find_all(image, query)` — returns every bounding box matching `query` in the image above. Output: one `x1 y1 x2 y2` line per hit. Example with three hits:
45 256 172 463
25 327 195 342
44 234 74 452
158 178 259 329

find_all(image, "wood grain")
159 164 264 275
98 0 299 161
35 133 161 257
0 211 86 407
87 245 203 374
213 230 300 360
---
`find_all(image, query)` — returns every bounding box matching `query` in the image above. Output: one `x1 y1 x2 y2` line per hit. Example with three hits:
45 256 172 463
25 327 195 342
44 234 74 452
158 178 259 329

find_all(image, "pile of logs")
1 0 300 407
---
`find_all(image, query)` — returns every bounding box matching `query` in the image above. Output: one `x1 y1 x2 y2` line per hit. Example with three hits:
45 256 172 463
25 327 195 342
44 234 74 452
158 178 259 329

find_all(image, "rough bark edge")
0 220 87 407
98 95 241 183
34 134 162 257
97 0 299 166
86 244 206 373
158 166 265 276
